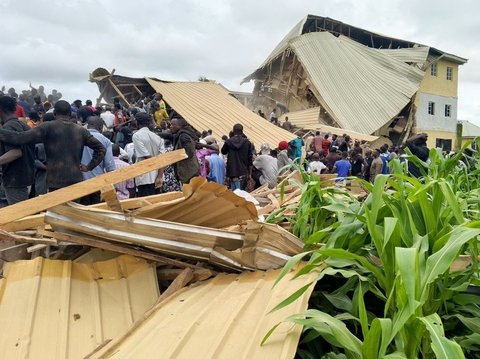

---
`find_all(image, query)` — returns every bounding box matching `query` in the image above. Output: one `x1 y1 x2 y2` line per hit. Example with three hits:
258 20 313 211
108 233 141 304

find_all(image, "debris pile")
0 149 315 359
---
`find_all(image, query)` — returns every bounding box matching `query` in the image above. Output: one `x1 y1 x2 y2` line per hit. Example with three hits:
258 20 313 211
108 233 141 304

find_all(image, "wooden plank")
108 78 131 107
2 192 184 232
157 268 194 304
0 149 187 227
0 229 57 245
100 185 123 212
0 243 29 261
50 231 201 269
157 268 215 282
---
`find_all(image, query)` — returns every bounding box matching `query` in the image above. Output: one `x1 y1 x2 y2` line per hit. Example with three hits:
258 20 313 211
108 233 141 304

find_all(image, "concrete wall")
415 93 458 133
418 59 459 98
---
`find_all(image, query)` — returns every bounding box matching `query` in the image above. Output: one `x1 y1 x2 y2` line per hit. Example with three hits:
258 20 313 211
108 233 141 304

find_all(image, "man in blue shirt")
80 116 116 204
333 151 351 183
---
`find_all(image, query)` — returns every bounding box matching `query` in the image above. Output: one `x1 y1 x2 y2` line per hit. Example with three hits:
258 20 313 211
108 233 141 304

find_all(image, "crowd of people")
0 86 433 208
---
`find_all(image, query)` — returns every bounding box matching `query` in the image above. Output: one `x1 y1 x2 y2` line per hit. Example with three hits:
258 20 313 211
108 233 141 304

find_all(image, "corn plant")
263 148 480 358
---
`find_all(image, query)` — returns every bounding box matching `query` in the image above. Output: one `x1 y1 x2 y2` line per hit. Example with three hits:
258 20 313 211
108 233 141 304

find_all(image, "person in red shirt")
15 103 25 119
313 131 323 154
322 134 331 156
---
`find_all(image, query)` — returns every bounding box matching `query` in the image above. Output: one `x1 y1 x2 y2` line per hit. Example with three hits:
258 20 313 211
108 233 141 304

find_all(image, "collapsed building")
89 68 295 150
242 15 468 150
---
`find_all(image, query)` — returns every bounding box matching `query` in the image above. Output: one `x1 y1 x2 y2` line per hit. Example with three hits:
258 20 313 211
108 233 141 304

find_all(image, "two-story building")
415 55 467 151
243 15 468 148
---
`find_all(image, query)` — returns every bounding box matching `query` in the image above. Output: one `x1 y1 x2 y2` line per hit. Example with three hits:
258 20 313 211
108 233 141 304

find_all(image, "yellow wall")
422 129 457 149
416 59 459 100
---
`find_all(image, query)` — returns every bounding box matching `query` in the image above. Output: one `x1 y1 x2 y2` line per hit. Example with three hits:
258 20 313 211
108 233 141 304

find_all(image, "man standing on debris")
79 116 116 204
282 116 293 132
132 112 164 197
153 93 169 126
0 100 106 192
159 118 199 184
221 124 253 190
0 96 35 205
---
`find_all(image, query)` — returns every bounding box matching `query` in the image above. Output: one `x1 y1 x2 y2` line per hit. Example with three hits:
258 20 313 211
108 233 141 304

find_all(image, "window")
445 104 451 117
446 66 453 80
436 138 452 152
430 63 437 76
428 101 435 115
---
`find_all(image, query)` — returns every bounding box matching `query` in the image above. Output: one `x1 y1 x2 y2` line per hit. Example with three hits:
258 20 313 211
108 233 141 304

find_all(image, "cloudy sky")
1 0 478 125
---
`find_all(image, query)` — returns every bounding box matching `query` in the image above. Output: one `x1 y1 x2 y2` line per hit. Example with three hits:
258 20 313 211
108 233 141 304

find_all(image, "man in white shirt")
308 153 327 175
100 106 115 141
132 112 164 197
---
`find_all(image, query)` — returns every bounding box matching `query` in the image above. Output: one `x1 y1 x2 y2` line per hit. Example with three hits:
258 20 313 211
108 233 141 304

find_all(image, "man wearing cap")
221 124 253 190
277 141 290 175
132 112 164 196
253 143 278 188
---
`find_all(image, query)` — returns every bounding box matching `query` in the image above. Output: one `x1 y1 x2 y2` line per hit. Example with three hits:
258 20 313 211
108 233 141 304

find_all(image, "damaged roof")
0 255 159 359
88 266 319 359
146 78 296 149
287 32 424 134
244 14 466 79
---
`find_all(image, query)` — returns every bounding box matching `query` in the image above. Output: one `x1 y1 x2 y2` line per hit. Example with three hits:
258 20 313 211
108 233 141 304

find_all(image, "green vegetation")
265 140 480 358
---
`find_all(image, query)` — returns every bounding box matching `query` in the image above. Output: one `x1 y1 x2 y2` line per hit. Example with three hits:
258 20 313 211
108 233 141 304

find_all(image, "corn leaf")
419 314 465 359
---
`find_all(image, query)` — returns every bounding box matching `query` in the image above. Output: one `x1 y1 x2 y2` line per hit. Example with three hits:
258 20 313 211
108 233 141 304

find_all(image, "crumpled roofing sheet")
0 255 159 359
279 108 379 142
377 47 429 65
89 267 318 359
290 32 424 134
279 107 322 129
146 78 296 150
45 203 303 271
133 177 258 228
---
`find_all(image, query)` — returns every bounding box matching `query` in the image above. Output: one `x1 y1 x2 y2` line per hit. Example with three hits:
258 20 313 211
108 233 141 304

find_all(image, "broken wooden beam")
100 185 123 212
0 229 57 245
157 268 194 304
157 268 215 282
0 149 187 227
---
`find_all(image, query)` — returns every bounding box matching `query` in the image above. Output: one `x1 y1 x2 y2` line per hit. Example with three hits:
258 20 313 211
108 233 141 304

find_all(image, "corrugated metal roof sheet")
46 203 303 271
278 108 382 142
132 177 258 228
460 120 480 137
146 79 296 150
290 32 424 134
279 107 322 128
0 255 159 359
89 266 319 359
378 47 429 65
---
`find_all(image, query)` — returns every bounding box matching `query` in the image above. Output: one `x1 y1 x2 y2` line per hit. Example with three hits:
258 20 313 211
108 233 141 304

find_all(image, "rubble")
0 150 318 359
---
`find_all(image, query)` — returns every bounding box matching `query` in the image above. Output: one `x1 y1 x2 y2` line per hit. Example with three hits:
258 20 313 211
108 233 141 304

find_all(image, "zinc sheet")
90 267 319 359
133 177 258 228
146 79 296 150
279 108 380 142
0 256 159 359
378 47 429 65
279 107 322 128
290 32 424 134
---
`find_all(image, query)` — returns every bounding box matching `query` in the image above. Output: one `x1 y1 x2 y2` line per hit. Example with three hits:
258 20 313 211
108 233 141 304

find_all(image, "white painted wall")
416 92 457 132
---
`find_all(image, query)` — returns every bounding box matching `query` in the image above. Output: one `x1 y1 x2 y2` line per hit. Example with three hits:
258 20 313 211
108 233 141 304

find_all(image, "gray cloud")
0 0 478 125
